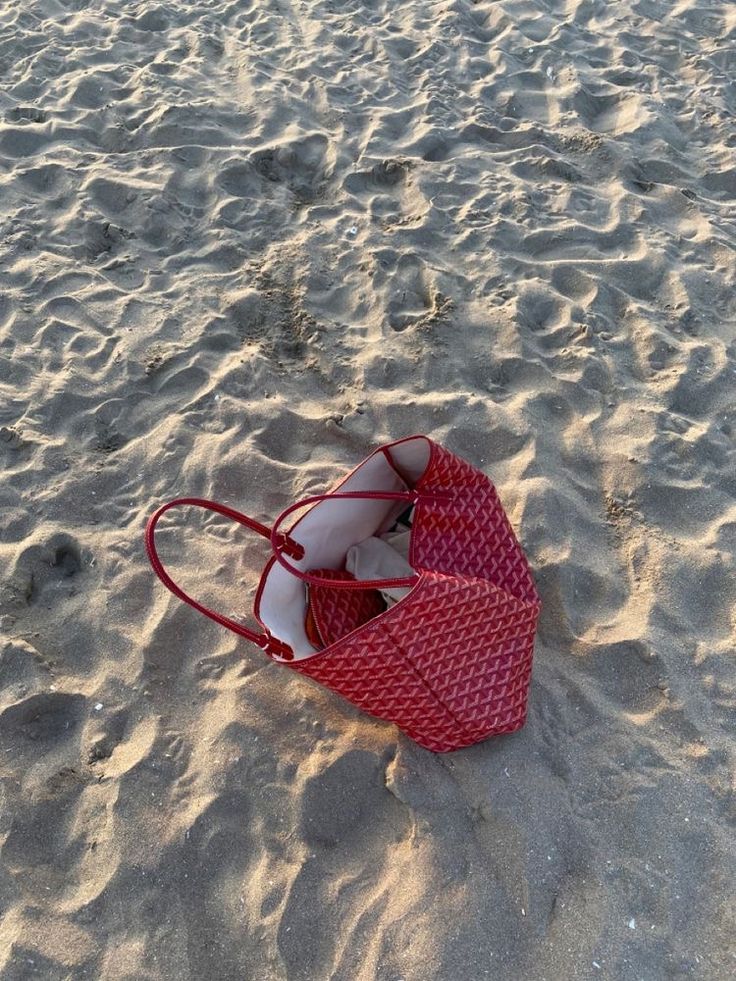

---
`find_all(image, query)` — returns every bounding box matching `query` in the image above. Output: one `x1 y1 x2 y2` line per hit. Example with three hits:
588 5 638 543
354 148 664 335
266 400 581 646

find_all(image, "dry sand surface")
1 0 735 978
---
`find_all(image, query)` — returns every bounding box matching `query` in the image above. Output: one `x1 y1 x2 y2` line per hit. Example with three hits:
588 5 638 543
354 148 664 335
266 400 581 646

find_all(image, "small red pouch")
305 569 385 650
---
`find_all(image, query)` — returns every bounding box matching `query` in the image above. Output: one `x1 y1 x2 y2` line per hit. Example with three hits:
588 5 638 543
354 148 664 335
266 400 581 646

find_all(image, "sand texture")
1 0 735 977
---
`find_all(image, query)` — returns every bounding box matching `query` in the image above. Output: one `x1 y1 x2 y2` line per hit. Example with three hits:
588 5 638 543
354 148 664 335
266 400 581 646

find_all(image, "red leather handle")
145 497 298 659
270 490 426 590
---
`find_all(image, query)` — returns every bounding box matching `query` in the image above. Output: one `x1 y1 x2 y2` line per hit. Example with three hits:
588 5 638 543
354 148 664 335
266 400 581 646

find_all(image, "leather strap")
145 497 299 659
146 488 452 649
269 489 430 590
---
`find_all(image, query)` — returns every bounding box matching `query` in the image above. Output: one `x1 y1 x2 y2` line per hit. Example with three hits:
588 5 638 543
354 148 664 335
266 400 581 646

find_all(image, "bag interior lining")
258 437 431 660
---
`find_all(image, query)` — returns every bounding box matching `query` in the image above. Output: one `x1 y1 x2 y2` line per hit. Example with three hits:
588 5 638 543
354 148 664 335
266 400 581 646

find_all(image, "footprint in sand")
250 133 334 204
384 253 437 331
344 157 427 227
4 534 85 612
0 691 86 745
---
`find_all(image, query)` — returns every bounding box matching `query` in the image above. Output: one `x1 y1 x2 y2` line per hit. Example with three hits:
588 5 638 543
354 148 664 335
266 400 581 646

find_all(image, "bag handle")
145 497 301 660
269 489 430 590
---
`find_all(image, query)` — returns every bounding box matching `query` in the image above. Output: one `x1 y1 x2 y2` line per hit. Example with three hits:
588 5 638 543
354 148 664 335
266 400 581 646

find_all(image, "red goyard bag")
145 436 540 752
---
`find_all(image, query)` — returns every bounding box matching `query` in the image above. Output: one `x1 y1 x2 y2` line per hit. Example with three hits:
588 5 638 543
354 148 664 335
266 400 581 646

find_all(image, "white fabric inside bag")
345 531 413 607
257 437 431 660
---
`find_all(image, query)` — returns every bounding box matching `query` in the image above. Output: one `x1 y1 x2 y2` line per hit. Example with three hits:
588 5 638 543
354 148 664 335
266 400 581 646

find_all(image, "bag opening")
256 436 432 659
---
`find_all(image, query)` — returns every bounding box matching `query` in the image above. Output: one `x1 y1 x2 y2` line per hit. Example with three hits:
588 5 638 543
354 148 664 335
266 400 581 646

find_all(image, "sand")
1 0 735 977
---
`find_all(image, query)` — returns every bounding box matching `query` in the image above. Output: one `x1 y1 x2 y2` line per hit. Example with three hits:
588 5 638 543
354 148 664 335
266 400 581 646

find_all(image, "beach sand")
1 0 735 977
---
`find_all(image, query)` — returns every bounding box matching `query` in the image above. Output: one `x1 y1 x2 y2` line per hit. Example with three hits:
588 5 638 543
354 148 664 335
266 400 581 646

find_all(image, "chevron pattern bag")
145 436 541 752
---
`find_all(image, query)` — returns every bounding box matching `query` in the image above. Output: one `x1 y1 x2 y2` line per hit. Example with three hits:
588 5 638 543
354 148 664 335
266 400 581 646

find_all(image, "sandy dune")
1 0 735 977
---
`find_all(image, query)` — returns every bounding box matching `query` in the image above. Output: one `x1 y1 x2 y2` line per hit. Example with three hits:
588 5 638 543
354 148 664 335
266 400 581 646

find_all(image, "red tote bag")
145 435 541 752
